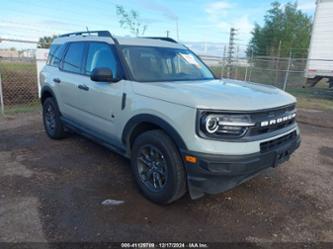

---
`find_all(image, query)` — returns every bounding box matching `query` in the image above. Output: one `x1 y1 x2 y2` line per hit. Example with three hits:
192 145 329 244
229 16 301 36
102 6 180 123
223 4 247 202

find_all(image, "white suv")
40 31 301 204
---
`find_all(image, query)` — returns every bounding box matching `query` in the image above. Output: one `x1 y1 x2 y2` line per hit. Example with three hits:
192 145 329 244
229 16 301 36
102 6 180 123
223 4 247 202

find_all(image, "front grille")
248 104 296 137
260 131 297 153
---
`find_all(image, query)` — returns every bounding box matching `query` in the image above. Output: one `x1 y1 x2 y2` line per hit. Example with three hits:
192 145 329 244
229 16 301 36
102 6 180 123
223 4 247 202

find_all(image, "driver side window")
85 42 118 76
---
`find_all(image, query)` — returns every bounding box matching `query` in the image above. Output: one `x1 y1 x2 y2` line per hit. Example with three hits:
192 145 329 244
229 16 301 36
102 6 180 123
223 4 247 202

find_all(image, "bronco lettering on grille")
260 113 296 127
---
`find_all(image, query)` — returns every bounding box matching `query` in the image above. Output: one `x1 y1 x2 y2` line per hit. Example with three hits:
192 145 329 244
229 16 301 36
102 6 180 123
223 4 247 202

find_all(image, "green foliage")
247 1 312 58
116 5 147 36
37 35 57 48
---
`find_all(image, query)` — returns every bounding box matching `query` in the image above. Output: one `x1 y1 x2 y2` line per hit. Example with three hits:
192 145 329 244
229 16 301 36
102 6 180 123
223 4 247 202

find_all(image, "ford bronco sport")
40 31 301 204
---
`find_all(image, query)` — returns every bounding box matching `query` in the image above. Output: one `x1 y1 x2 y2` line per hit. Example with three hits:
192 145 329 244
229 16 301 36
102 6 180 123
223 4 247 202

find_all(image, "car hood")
132 79 296 111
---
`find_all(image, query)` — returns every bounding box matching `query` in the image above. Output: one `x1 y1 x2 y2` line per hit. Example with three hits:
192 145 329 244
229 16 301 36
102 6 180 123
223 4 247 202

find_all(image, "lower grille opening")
260 131 297 153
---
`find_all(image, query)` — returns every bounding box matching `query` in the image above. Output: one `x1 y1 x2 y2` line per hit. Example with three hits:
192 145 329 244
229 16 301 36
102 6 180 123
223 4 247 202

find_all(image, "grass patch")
0 61 36 72
287 87 333 100
287 86 333 110
287 87 333 111
4 102 41 115
295 96 333 111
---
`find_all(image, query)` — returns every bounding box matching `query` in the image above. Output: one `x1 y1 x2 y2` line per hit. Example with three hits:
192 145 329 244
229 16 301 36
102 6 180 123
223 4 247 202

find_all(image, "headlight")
199 113 255 139
205 116 219 133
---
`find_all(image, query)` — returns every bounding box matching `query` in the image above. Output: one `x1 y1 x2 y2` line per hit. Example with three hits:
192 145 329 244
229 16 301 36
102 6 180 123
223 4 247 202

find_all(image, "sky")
0 0 316 51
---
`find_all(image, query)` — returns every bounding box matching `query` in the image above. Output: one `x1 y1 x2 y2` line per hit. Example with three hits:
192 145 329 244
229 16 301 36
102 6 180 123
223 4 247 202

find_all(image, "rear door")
42 44 66 111
57 42 88 123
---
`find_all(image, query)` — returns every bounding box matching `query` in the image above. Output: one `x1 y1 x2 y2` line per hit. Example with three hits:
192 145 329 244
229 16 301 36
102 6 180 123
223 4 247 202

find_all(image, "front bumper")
181 133 301 199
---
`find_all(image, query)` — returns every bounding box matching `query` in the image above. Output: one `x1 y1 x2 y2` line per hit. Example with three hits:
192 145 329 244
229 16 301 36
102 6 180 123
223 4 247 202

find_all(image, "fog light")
185 155 198 164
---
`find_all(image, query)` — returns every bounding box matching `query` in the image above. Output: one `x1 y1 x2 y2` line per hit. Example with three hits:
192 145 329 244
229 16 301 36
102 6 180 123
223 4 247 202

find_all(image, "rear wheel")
131 130 186 204
42 97 66 139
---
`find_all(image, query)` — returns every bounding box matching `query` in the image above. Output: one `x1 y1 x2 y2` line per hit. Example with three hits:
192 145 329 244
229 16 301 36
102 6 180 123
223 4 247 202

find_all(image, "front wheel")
42 97 66 139
131 130 186 204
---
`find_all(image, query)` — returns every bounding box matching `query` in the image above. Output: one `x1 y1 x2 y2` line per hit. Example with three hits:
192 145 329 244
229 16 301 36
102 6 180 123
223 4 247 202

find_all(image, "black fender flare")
40 86 62 115
41 85 56 103
122 114 188 152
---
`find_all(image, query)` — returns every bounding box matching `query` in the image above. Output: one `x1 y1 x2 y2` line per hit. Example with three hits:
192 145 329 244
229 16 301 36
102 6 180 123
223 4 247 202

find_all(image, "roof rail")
58 30 112 38
140 37 178 43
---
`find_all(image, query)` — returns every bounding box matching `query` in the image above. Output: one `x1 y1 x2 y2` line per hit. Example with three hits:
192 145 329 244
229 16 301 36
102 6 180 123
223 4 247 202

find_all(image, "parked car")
40 31 301 204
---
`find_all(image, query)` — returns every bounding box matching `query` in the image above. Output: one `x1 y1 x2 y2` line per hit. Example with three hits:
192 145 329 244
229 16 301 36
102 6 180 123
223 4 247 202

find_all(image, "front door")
78 42 125 142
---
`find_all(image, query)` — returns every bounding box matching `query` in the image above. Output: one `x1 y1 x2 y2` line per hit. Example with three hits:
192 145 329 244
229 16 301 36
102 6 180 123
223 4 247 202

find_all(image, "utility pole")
166 30 170 38
204 42 208 55
235 45 239 80
247 48 254 82
275 40 282 84
220 44 227 79
176 18 179 41
227 27 237 78
283 50 292 91
0 73 4 115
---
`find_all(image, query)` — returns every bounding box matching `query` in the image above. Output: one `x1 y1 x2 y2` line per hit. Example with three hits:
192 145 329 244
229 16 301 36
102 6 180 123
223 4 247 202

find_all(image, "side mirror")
90 68 116 83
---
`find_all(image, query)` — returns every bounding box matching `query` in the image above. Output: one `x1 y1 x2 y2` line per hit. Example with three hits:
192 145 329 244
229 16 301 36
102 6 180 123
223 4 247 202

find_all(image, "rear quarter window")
62 42 85 74
47 44 65 67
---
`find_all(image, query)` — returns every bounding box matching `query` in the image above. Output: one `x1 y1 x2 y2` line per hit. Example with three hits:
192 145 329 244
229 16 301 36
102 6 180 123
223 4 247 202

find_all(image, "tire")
131 130 186 204
42 97 66 139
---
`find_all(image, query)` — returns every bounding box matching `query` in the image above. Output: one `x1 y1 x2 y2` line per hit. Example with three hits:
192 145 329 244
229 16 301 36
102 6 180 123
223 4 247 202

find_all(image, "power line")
0 38 37 44
2 10 115 31
6 0 118 22
4 0 169 29
1 9 172 40
0 20 75 34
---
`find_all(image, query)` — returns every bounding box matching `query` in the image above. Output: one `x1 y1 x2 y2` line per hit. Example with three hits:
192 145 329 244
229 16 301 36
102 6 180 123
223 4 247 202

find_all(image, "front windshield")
121 46 215 82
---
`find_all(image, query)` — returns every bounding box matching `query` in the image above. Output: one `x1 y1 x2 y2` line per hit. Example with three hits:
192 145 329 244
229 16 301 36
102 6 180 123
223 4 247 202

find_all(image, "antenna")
86 26 91 35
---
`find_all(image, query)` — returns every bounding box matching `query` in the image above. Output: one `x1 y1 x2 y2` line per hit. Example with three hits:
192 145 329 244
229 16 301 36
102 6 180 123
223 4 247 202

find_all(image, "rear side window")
85 42 118 76
47 44 65 67
62 42 85 74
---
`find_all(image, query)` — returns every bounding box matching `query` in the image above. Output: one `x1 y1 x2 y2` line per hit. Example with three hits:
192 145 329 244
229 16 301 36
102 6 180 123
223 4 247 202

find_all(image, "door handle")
78 84 89 91
53 78 61 83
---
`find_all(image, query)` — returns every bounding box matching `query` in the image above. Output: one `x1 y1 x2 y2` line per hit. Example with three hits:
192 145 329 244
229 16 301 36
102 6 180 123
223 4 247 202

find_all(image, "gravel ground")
0 110 332 246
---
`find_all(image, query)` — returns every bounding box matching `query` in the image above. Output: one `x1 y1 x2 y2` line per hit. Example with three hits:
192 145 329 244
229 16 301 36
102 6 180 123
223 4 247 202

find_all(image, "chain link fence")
203 54 333 108
0 57 40 116
205 55 307 88
0 51 332 117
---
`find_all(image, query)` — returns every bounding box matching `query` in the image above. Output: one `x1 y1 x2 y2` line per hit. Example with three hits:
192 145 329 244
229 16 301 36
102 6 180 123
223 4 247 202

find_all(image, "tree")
247 2 312 58
116 5 147 36
37 35 57 48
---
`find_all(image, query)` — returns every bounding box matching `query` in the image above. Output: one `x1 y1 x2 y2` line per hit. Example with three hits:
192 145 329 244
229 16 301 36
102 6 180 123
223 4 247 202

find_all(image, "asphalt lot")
0 110 332 245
